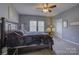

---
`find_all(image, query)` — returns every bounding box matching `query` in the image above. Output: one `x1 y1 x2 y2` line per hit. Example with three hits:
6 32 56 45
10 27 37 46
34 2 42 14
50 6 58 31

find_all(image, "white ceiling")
12 3 78 17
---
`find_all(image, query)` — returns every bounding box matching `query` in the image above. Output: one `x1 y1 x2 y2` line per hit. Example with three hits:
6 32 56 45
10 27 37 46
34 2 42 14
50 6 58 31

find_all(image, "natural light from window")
30 21 44 32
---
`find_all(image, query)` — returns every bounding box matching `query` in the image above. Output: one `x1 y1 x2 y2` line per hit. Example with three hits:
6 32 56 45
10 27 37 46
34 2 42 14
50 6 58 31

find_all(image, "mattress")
23 32 48 36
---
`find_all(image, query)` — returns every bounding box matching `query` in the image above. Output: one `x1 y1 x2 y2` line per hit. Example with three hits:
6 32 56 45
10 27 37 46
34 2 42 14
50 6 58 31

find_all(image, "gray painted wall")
0 3 19 23
0 3 19 32
53 5 79 43
19 15 51 32
0 4 8 19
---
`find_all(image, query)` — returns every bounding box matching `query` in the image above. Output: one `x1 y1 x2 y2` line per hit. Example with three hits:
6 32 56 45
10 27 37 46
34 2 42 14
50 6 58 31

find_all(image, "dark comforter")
6 31 54 47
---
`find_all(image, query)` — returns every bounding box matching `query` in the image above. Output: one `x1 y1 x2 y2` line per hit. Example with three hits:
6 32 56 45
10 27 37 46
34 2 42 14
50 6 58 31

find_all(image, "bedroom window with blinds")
30 21 37 32
30 21 44 32
38 21 44 32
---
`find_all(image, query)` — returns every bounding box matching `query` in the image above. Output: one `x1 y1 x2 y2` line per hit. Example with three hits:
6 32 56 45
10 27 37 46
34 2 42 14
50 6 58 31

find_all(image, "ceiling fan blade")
49 5 56 8
48 10 52 12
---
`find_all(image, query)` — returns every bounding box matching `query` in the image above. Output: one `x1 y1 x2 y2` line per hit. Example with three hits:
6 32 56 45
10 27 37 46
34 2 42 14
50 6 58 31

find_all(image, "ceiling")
12 3 78 17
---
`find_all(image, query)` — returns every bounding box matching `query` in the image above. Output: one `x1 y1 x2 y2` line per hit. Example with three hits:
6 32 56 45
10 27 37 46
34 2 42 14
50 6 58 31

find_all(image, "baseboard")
63 39 79 46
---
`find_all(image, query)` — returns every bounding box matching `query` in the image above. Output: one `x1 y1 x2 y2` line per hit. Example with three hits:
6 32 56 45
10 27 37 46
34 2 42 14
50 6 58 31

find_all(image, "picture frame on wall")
63 20 68 28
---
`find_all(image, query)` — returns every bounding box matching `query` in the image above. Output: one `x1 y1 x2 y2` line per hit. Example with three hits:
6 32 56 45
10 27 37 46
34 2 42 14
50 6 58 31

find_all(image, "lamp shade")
46 27 52 32
52 28 55 32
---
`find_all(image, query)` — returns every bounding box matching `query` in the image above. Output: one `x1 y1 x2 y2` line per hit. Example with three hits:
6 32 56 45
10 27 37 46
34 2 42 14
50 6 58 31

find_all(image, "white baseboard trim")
63 38 79 46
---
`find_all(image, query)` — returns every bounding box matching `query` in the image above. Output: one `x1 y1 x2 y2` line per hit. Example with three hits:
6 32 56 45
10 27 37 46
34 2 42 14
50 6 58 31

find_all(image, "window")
30 21 44 32
11 23 17 30
30 21 37 32
5 22 17 31
38 21 44 32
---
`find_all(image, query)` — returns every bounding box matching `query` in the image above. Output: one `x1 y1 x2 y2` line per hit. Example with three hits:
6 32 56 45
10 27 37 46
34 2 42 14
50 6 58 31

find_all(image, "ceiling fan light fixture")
42 9 49 13
36 3 56 13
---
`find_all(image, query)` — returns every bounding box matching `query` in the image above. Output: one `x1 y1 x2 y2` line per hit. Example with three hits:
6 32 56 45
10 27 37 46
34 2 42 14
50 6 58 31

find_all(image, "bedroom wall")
0 3 19 23
0 3 19 32
19 15 52 32
53 5 79 44
0 4 8 19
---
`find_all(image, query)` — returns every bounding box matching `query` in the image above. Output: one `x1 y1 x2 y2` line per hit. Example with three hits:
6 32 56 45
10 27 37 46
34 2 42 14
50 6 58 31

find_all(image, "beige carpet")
53 36 79 55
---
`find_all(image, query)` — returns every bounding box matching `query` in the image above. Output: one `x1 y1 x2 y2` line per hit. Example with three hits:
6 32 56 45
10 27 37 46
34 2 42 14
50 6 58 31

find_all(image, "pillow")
14 31 23 36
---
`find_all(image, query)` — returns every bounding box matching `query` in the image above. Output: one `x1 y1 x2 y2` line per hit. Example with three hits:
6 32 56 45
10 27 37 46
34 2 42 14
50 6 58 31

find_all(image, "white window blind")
38 21 44 32
30 21 44 32
30 21 37 32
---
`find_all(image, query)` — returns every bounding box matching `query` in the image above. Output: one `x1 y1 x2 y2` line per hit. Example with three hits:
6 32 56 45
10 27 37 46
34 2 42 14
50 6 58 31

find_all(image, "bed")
6 31 54 55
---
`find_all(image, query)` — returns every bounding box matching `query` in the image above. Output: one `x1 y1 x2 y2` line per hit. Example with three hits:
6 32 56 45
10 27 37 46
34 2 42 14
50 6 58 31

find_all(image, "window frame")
29 20 44 32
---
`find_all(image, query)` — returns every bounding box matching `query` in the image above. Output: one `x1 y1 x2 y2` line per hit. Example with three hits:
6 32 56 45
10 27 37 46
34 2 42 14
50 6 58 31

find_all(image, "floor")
53 36 79 55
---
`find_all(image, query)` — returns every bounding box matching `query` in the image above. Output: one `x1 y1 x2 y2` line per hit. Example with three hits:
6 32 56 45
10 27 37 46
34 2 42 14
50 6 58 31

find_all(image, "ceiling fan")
36 3 56 13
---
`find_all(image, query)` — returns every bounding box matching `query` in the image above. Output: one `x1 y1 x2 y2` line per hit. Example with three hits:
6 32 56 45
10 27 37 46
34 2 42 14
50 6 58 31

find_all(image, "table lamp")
47 27 52 35
47 25 55 36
